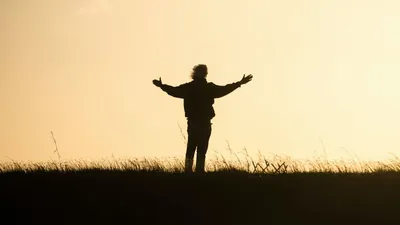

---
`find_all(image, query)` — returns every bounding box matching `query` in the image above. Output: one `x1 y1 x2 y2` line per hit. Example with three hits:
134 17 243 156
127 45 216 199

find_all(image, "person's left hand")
240 74 253 85
153 77 163 87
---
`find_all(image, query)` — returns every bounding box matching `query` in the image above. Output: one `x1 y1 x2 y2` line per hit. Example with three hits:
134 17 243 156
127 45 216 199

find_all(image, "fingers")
152 79 161 87
242 74 253 84
244 74 252 80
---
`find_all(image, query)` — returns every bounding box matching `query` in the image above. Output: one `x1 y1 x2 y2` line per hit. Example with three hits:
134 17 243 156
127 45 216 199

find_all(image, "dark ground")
1 171 400 225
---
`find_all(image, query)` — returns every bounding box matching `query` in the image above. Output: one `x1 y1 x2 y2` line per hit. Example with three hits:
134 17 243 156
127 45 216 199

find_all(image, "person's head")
191 64 208 80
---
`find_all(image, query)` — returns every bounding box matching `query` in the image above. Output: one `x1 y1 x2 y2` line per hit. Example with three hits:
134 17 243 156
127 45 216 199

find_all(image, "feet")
185 158 193 173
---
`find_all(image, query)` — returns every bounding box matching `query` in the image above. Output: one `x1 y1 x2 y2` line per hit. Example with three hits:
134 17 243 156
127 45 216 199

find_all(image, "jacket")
160 78 241 120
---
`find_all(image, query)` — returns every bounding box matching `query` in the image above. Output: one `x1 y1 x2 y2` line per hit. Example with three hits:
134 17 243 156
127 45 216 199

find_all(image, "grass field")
2 155 400 225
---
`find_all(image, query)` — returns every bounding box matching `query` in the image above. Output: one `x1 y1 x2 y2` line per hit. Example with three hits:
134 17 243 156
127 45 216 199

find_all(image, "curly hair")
191 64 208 80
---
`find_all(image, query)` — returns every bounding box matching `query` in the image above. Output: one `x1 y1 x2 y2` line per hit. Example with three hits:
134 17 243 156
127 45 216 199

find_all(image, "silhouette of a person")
153 64 253 173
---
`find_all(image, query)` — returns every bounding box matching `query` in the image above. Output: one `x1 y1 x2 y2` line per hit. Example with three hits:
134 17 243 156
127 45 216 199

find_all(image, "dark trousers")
185 119 212 173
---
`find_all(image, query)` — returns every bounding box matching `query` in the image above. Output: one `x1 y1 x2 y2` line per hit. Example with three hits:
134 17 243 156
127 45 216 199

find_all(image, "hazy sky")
2 0 400 162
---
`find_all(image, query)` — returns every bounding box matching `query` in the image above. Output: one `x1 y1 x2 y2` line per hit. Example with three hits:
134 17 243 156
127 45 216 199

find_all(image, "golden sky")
1 0 400 161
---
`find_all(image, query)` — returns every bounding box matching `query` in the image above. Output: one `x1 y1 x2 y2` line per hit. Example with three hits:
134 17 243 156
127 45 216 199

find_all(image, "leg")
195 122 212 173
185 120 197 173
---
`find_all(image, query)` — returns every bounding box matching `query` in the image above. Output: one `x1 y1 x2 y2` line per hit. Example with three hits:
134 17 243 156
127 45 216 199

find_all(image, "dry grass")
2 150 400 174
3 131 395 174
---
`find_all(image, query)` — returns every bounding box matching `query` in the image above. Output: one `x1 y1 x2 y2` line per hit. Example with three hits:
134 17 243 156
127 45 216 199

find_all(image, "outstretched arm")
152 77 188 99
211 74 253 98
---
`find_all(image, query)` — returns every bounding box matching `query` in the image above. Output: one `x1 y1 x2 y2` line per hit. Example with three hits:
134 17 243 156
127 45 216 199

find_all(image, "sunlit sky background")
1 0 400 162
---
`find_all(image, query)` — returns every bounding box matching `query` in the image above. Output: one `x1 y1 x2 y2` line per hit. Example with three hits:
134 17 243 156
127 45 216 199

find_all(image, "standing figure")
152 64 253 173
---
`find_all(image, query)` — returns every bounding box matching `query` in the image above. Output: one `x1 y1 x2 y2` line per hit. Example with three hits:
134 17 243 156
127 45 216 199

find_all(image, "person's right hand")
153 77 163 87
240 74 253 85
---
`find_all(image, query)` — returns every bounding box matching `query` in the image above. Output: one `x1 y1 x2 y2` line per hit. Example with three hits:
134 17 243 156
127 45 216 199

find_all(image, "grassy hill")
2 158 400 225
